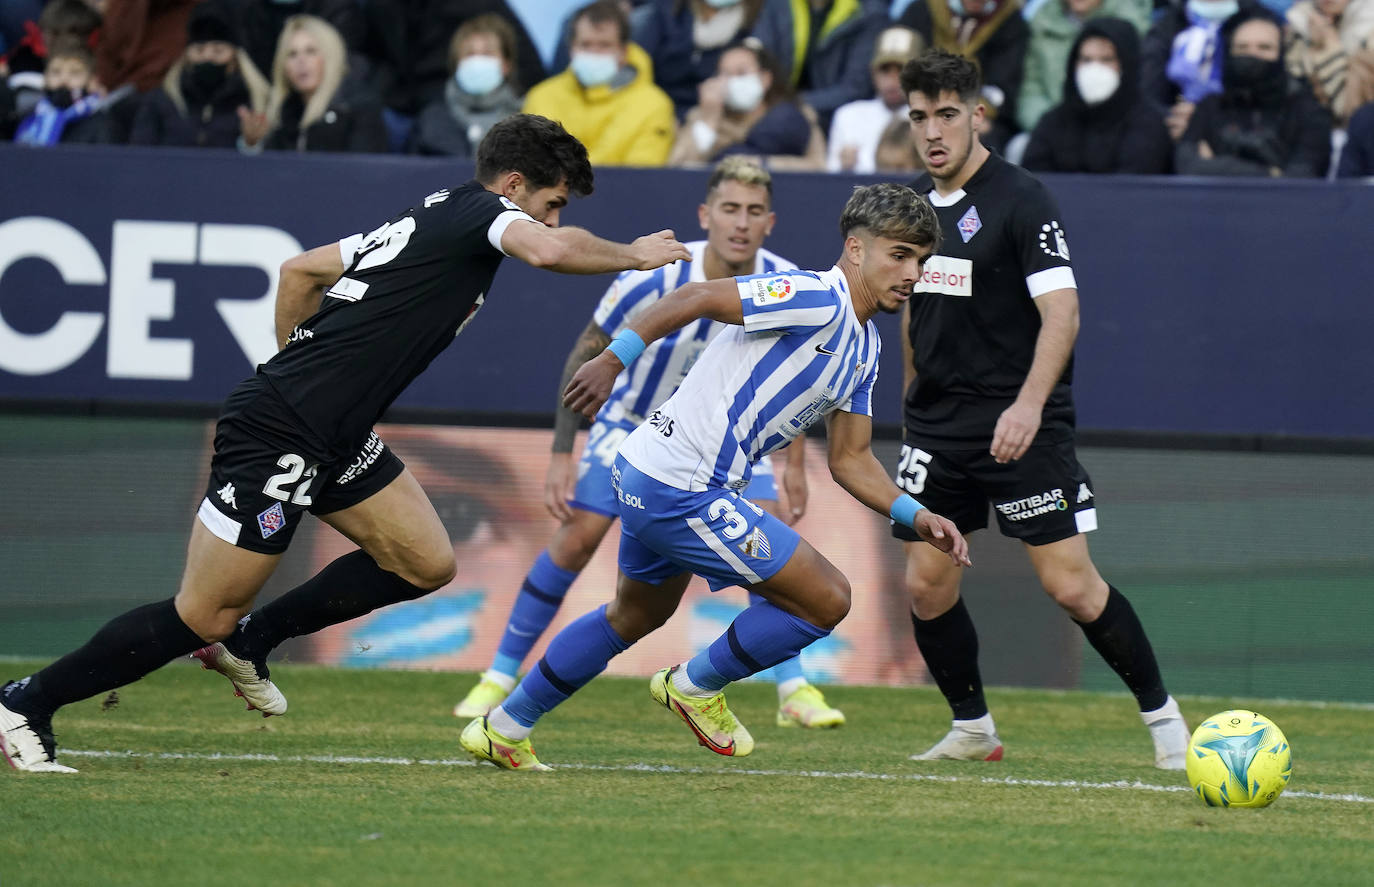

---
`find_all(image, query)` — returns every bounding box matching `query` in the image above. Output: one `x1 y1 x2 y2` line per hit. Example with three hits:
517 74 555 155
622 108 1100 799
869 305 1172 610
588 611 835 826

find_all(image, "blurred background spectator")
242 14 385 153
897 0 1029 150
751 0 889 132
634 0 766 119
362 0 545 150
128 0 268 148
1142 0 1259 141
0 1 47 59
1023 16 1173 171
1284 0 1374 125
1176 7 1332 176
872 112 923 171
826 24 922 172
95 0 196 93
523 0 675 166
668 35 824 168
13 36 109 144
237 0 366 83
1336 96 1374 172
1017 0 1150 134
410 14 524 157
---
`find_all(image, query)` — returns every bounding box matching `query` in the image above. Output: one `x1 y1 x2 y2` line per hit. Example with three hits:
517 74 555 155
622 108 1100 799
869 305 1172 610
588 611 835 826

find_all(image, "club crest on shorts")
957 206 982 243
738 526 771 559
257 502 286 539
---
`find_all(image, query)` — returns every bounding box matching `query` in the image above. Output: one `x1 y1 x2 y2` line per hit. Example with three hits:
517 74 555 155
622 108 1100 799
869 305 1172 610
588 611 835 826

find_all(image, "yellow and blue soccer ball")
1185 710 1292 808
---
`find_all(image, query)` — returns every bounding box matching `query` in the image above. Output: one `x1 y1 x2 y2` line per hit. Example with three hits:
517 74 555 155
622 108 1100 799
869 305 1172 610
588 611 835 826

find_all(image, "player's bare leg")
3 523 280 771
213 469 456 712
903 538 1003 762
455 508 616 718
1025 535 1187 769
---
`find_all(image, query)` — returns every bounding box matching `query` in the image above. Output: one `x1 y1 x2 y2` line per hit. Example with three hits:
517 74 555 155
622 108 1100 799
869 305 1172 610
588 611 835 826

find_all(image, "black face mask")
183 61 230 99
45 87 77 110
1223 55 1287 107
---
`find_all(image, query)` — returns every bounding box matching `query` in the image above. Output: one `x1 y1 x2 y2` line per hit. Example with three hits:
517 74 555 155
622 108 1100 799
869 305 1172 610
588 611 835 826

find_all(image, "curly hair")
899 49 981 104
839 183 941 249
475 114 595 197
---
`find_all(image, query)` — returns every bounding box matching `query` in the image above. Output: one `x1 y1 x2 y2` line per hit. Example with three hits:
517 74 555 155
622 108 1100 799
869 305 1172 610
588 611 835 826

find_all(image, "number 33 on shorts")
896 444 933 495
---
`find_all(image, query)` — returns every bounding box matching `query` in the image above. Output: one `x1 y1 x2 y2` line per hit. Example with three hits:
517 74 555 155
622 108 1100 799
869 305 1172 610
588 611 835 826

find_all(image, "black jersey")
904 154 1078 447
258 180 531 459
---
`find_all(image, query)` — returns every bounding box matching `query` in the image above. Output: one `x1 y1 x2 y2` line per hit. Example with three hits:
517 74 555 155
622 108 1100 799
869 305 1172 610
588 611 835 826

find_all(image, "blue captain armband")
605 329 646 367
890 494 925 528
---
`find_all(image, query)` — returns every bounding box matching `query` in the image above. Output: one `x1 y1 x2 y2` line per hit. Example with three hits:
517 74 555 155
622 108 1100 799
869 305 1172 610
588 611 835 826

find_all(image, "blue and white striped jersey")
592 241 795 425
619 265 882 492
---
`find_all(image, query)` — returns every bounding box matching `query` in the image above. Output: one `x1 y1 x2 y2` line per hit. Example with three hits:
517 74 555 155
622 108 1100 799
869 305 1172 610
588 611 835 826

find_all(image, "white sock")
953 713 997 735
776 677 808 701
482 669 517 692
1141 695 1181 725
487 705 531 740
671 665 713 698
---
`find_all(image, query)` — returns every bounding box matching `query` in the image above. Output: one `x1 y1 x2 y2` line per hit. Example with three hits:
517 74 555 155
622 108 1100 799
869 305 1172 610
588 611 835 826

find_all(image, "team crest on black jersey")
1039 222 1070 260
957 206 982 243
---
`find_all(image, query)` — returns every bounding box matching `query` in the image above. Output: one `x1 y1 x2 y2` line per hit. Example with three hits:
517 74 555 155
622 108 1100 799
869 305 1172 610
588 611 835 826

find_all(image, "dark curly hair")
475 114 595 197
839 183 941 250
899 49 981 104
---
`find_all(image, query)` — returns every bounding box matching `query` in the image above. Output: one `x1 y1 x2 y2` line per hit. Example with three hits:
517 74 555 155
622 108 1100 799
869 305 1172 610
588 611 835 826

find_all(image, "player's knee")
1045 575 1107 621
605 596 670 642
406 551 457 591
809 575 851 630
179 606 244 643
549 524 600 572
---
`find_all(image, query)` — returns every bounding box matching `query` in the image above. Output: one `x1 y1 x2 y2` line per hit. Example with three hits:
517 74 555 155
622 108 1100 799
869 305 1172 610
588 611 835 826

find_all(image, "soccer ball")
1185 710 1292 808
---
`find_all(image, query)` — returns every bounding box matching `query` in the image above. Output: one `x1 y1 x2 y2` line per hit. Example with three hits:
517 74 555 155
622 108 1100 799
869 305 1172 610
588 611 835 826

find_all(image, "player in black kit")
0 114 691 773
892 52 1189 769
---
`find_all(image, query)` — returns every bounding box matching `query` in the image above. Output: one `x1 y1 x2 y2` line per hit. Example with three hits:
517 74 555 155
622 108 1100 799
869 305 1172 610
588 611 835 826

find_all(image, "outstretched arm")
563 278 743 417
275 242 347 350
545 320 613 521
825 410 971 567
501 221 690 275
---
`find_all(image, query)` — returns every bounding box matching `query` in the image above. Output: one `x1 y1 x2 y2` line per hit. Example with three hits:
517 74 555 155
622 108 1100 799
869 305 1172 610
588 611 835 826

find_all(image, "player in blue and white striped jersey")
455 158 847 730
461 183 972 770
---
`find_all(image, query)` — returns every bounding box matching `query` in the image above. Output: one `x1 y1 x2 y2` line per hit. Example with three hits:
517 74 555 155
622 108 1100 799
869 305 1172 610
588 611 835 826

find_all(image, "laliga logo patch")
257 502 286 539
957 206 982 243
751 276 795 306
1039 221 1070 260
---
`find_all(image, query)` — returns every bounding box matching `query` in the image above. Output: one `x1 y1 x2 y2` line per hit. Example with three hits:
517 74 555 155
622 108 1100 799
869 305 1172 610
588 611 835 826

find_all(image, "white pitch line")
62 749 1373 805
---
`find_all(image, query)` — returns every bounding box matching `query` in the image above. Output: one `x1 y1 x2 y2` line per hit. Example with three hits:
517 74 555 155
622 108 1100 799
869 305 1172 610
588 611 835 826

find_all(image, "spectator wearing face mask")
898 0 1031 150
826 25 924 172
523 0 676 167
410 14 524 156
668 36 825 168
1142 0 1261 140
1017 0 1151 135
14 38 110 145
635 0 767 119
1176 7 1332 176
128 1 269 149
1023 17 1172 172
1285 0 1374 125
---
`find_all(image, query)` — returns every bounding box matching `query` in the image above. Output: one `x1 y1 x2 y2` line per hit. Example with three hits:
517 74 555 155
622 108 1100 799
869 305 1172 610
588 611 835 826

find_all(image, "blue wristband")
606 329 646 368
890 494 925 528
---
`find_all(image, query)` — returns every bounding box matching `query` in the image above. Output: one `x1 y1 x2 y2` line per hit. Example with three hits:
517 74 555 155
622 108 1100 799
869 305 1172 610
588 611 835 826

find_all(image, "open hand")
631 230 691 271
915 510 972 567
543 452 577 522
991 400 1041 463
238 105 270 147
564 351 624 419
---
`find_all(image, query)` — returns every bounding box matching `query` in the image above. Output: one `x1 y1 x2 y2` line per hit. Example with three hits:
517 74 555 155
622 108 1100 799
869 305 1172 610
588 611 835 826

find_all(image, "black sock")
3 598 205 720
226 550 430 663
1075 585 1168 712
911 597 987 720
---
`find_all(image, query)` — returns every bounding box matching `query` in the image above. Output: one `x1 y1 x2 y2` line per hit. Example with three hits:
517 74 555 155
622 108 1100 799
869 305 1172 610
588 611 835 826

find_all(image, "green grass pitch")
3 660 1370 886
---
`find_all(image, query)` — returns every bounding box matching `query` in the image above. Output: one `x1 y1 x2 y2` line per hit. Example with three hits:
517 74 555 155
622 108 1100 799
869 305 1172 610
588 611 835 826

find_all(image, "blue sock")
747 593 806 685
500 604 630 728
491 551 577 677
685 599 829 693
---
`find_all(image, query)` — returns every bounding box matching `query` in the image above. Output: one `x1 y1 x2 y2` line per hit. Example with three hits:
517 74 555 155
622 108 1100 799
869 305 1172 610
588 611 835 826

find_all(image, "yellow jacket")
523 43 676 167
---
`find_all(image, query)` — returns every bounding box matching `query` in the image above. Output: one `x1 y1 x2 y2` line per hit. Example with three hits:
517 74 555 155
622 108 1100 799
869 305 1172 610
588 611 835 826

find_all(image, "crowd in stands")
2 0 1372 176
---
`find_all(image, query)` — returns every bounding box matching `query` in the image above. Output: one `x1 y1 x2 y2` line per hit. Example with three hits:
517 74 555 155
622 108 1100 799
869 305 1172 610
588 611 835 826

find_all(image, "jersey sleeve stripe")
487 209 537 256
1026 266 1077 298
598 268 665 334
338 234 363 266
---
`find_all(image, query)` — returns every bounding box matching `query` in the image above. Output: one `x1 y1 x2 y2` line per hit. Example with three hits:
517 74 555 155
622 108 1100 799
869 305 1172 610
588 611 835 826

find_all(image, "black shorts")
197 382 404 555
890 435 1098 547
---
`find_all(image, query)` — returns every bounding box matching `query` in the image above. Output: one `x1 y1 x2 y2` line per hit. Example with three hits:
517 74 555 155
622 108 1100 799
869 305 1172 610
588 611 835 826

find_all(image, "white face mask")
702 0 743 7
1187 0 1240 22
724 73 765 112
570 51 619 88
1075 61 1120 105
456 55 503 96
